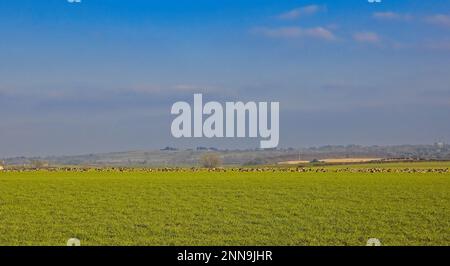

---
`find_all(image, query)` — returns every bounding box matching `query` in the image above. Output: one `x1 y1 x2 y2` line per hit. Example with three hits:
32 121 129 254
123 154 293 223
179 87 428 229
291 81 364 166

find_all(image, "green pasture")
0 164 448 246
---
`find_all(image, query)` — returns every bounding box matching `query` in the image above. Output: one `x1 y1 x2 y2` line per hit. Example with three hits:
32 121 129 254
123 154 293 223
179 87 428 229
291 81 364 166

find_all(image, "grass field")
0 163 449 246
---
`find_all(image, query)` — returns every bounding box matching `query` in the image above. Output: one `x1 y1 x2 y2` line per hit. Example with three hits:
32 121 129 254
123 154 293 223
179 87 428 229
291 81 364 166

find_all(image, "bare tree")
200 153 222 168
30 160 49 169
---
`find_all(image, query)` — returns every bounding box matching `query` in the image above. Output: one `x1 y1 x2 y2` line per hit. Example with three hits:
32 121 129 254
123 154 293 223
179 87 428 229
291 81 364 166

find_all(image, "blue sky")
1 0 450 156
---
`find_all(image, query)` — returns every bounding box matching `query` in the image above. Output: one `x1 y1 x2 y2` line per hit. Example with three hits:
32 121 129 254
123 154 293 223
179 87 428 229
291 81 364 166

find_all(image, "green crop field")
0 163 449 246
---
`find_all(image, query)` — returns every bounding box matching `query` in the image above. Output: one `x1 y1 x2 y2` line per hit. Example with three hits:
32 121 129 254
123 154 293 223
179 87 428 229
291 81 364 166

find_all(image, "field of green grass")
0 164 449 246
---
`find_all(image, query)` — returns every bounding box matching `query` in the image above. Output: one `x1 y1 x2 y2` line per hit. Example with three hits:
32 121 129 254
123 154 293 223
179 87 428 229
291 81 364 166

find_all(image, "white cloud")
130 84 220 94
277 5 325 20
373 12 412 21
353 32 381 44
425 14 450 28
253 26 336 41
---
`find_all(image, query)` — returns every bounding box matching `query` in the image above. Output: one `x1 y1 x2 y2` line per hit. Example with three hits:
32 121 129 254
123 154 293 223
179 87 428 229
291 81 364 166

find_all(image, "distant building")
160 146 178 151
435 142 445 149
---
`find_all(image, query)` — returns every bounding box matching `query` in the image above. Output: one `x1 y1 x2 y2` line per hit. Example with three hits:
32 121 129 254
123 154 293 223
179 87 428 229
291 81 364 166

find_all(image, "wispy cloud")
424 39 450 51
253 26 336 41
425 14 450 28
0 83 230 115
373 11 412 21
277 5 325 20
353 31 381 44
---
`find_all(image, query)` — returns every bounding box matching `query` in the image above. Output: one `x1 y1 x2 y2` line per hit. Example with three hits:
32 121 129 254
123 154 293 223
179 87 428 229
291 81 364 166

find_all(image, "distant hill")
2 144 450 167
